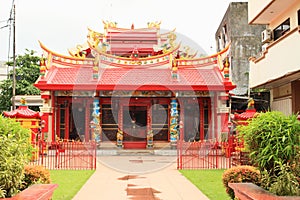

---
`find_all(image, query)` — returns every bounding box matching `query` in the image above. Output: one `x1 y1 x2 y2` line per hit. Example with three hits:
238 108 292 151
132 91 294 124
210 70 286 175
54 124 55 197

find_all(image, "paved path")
73 156 209 200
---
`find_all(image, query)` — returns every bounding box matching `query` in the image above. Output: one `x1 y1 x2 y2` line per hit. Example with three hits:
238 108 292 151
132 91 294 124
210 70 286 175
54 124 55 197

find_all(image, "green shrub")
237 111 300 172
222 165 261 199
261 162 300 196
237 111 300 196
0 115 34 198
20 165 51 190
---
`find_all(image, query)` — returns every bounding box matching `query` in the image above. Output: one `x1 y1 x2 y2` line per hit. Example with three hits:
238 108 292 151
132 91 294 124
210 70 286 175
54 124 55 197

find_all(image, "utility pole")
12 4 16 110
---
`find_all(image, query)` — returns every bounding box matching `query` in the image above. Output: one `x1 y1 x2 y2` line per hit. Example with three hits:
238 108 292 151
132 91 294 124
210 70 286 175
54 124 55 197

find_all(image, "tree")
0 49 40 112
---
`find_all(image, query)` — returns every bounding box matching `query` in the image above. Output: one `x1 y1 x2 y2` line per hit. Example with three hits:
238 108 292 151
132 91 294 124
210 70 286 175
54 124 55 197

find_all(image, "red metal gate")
177 140 232 169
30 141 97 170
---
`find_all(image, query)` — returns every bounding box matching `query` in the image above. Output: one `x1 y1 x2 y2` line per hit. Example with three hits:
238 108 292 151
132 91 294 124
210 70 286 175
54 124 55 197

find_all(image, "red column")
85 99 91 142
214 93 218 141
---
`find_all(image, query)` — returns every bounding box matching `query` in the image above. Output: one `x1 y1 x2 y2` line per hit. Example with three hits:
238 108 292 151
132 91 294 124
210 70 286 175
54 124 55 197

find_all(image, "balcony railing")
249 26 300 88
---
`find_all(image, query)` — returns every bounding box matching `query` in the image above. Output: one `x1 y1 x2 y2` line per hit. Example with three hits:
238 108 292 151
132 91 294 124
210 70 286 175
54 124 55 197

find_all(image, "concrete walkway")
73 156 209 200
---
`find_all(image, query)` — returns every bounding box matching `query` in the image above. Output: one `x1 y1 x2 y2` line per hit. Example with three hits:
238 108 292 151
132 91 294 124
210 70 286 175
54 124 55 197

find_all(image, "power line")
0 25 9 29
0 19 8 23
0 0 15 61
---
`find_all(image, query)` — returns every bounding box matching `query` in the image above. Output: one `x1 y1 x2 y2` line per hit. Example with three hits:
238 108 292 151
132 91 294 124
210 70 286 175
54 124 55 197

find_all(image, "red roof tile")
234 109 257 121
3 106 42 118
36 66 235 91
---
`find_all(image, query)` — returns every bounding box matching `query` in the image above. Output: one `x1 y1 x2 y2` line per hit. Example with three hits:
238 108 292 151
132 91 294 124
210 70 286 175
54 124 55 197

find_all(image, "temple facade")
35 21 235 149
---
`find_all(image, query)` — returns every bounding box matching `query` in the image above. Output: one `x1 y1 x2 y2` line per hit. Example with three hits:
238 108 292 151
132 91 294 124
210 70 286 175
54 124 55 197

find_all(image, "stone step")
116 149 154 155
96 149 177 156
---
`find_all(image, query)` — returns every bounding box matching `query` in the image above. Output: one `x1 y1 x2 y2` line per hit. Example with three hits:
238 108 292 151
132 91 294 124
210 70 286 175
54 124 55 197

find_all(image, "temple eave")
35 83 234 92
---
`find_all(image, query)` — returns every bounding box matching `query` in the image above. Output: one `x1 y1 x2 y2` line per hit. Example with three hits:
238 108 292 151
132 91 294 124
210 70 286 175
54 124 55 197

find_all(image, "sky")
0 0 247 61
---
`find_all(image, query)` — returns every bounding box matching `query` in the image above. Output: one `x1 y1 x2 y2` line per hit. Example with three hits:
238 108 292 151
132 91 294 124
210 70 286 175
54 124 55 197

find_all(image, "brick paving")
72 155 209 200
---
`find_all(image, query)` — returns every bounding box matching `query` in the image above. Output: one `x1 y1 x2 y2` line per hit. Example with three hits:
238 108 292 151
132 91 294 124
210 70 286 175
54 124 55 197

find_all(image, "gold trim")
39 41 94 61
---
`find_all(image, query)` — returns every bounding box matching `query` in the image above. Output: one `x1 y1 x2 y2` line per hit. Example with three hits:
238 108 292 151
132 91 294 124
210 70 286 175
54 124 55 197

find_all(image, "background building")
215 2 268 112
248 0 300 115
216 2 265 96
0 61 8 82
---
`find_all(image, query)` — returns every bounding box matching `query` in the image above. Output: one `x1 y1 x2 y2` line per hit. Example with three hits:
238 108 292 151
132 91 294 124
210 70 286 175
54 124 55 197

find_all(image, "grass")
180 169 230 200
50 170 95 200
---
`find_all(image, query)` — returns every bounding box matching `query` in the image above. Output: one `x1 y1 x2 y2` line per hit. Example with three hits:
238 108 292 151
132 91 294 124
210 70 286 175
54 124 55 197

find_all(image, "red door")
56 99 70 141
122 106 147 149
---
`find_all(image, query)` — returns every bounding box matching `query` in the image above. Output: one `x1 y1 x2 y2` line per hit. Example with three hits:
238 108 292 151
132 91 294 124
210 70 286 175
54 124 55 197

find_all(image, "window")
298 10 300 26
222 25 227 46
273 18 290 40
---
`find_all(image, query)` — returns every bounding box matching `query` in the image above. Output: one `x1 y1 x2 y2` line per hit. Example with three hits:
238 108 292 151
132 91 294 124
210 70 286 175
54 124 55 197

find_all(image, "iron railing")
177 139 250 170
29 141 97 170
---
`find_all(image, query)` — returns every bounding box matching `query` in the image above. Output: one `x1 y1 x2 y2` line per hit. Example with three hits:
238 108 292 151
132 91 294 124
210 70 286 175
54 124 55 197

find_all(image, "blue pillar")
170 98 179 148
91 98 101 145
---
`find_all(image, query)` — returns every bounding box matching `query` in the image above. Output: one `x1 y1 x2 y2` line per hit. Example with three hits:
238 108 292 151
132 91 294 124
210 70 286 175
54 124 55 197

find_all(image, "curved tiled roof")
35 65 234 91
3 106 42 118
234 109 257 121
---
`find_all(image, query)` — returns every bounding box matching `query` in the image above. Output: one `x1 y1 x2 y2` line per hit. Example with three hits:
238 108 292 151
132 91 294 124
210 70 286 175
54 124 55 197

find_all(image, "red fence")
177 140 233 169
29 141 97 170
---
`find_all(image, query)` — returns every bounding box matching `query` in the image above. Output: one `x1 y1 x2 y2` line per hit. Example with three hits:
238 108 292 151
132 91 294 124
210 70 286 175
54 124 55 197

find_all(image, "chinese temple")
35 21 235 149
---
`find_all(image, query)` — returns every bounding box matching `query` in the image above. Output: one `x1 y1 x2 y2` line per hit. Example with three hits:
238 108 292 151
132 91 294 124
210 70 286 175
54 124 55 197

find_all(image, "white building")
0 61 8 82
248 0 300 115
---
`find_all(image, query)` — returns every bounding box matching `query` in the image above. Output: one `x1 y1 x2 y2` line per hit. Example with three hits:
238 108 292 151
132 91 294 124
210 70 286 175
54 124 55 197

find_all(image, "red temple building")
35 21 235 149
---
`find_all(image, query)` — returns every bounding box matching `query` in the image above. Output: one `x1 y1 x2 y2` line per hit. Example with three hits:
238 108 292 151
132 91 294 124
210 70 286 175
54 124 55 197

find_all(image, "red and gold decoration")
40 58 46 78
223 56 230 79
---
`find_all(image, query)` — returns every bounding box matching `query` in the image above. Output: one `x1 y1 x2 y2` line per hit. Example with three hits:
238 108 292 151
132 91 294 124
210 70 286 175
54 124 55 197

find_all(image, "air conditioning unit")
262 43 269 52
261 29 272 43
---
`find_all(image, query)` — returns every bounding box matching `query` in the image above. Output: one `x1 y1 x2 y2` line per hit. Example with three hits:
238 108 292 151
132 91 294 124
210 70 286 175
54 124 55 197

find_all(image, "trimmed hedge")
222 165 261 199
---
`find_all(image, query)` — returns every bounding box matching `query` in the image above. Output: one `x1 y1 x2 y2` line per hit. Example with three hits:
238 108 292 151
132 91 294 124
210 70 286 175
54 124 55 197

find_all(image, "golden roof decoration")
147 21 161 29
103 20 117 29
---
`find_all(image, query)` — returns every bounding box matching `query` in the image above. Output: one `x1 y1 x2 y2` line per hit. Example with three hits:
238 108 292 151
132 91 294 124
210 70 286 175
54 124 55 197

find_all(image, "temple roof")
35 66 235 91
36 21 235 92
3 106 43 118
234 109 257 121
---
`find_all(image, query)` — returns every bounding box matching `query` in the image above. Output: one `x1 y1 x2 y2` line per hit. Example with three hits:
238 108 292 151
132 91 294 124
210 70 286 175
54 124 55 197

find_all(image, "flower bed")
0 184 58 200
228 183 300 200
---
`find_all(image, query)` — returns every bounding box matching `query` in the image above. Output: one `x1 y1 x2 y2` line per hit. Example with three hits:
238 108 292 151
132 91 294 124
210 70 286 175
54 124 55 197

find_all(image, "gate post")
177 120 184 169
91 98 101 145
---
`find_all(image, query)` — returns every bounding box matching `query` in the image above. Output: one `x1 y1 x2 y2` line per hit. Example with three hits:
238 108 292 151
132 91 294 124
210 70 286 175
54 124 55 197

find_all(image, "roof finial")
131 23 134 29
171 56 179 80
20 97 26 105
40 57 46 78
223 56 230 79
247 98 255 110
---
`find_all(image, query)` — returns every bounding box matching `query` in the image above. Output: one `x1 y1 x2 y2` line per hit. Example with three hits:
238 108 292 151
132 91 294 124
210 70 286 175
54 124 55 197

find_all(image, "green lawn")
50 170 95 200
180 169 230 200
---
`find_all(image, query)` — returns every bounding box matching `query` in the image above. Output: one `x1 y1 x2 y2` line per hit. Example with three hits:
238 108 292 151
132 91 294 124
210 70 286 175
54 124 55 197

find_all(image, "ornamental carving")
100 91 172 97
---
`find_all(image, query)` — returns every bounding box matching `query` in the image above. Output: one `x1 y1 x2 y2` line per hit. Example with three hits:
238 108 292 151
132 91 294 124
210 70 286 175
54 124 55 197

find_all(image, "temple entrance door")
57 102 70 140
69 103 86 141
183 102 200 142
122 106 147 149
56 98 92 142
